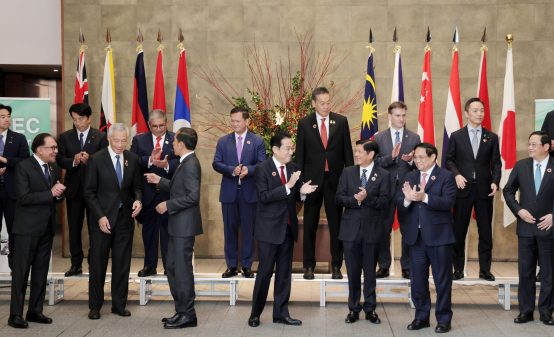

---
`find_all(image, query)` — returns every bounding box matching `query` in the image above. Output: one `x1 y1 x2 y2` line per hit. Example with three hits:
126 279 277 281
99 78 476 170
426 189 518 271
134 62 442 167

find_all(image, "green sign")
0 98 51 146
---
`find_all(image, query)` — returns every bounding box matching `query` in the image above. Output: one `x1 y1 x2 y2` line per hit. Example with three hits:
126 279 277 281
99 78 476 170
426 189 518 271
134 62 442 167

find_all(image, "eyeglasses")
39 146 58 151
150 124 166 130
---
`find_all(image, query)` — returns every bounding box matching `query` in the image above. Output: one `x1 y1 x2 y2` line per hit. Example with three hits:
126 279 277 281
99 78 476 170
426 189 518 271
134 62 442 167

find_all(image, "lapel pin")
165 140 169 144
330 120 336 125
548 168 552 173
431 176 436 181
312 124 317 129
124 160 129 167
247 140 251 145
483 139 487 143
371 176 376 181
272 172 277 176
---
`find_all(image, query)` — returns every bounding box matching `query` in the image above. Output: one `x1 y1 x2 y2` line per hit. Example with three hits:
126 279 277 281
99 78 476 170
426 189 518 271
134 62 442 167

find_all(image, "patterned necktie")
420 172 428 191
471 129 479 158
79 133 84 150
394 131 400 146
43 164 51 188
115 154 123 188
320 118 329 171
155 136 162 159
360 169 367 188
535 163 542 195
237 135 243 163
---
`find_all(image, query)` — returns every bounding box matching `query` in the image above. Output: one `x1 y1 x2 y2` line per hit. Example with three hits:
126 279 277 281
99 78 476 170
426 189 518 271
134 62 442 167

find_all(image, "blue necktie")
535 163 542 195
79 133 84 150
394 131 400 146
360 169 367 188
43 164 51 188
115 154 123 188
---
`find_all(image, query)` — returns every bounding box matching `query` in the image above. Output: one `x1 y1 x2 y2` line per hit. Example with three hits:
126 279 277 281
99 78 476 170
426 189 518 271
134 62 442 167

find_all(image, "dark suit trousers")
518 236 554 315
139 205 169 270
88 211 134 311
411 233 453 324
10 232 53 316
166 235 196 317
344 237 378 313
0 184 16 267
452 184 493 272
222 188 256 268
251 226 294 319
378 197 410 271
303 173 343 269
66 193 89 267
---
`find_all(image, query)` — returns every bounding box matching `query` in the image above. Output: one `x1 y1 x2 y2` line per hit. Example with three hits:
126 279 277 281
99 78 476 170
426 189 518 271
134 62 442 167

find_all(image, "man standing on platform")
84 123 142 320
0 104 30 267
374 101 420 279
295 87 354 280
503 131 554 325
446 97 501 281
57 103 108 277
213 107 266 278
8 133 65 329
248 132 317 328
336 140 389 324
131 110 179 277
399 143 456 333
145 127 203 329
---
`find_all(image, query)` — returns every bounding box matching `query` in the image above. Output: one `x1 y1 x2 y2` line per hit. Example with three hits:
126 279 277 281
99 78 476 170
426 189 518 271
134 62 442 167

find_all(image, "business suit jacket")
1 129 30 198
541 110 554 139
399 166 457 247
336 165 390 243
212 131 266 203
445 126 501 198
56 128 108 199
374 128 420 183
295 112 354 189
158 153 203 238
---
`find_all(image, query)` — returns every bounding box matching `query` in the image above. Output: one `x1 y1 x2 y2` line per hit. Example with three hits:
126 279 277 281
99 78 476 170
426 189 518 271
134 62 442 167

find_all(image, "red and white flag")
418 48 435 145
152 49 166 111
477 46 492 130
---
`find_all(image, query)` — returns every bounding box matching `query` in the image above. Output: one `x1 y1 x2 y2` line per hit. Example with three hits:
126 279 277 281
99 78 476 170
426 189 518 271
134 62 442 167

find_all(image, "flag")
74 49 88 104
131 49 149 137
99 47 116 132
174 48 191 131
477 47 492 130
360 51 378 140
498 44 517 227
390 46 404 103
417 48 435 145
153 50 166 111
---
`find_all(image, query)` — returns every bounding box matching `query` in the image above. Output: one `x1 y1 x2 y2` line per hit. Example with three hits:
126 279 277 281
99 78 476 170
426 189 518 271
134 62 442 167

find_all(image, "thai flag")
173 49 191 131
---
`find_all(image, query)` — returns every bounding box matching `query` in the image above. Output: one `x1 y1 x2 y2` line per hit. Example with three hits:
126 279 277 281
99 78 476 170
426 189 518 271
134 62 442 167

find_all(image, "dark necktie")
43 164 51 188
360 168 367 188
115 154 123 188
79 133 84 150
279 165 291 225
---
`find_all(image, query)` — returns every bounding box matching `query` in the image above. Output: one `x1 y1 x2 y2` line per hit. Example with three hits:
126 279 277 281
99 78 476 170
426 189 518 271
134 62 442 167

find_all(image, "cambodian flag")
173 49 191 130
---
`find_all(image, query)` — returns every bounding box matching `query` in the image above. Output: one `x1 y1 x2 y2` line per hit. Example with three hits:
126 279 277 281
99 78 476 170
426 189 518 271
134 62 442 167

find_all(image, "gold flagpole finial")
392 27 401 53
424 27 431 51
105 28 112 52
157 29 164 52
177 28 185 52
78 28 87 52
365 28 375 53
506 34 513 47
136 28 144 52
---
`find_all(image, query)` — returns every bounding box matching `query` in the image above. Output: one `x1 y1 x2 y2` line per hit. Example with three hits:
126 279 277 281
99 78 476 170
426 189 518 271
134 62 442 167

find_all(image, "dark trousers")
377 201 410 271
452 185 493 272
344 238 378 313
0 184 16 267
10 232 53 316
411 233 453 324
518 236 554 315
303 173 343 269
251 226 294 319
167 235 196 317
222 188 256 268
88 211 134 311
139 206 168 270
66 194 89 267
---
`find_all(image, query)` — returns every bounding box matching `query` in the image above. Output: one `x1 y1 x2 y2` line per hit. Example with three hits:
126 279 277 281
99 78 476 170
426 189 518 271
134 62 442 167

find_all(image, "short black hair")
0 104 12 115
270 132 291 149
414 142 438 158
230 106 250 120
388 101 407 114
31 133 54 153
69 103 92 117
529 130 552 150
311 87 329 102
464 97 484 112
175 127 198 150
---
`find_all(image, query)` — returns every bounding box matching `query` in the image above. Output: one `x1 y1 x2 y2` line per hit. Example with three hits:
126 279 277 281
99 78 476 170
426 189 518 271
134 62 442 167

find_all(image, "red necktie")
420 172 428 190
320 118 329 171
280 165 291 225
155 136 162 159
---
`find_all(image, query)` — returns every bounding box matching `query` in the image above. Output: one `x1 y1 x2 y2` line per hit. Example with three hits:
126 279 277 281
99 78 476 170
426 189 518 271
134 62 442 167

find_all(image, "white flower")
275 111 284 126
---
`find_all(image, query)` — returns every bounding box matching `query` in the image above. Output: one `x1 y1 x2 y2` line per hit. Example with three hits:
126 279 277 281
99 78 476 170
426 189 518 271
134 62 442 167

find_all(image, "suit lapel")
328 112 337 146
424 165 439 192
475 128 489 159
382 128 394 154
525 160 536 196
103 150 121 190
31 156 51 189
161 133 172 157
461 126 475 159
309 113 325 149
537 158 553 197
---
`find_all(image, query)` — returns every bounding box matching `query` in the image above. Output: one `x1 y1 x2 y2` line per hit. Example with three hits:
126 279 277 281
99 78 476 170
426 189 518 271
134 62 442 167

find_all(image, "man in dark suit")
0 104 30 266
399 142 456 333
8 133 65 329
503 131 554 325
145 127 203 329
295 86 354 280
131 110 179 277
336 140 390 324
212 107 266 278
247 132 317 328
84 123 142 320
374 101 420 279
57 103 108 277
445 97 501 281
541 110 554 150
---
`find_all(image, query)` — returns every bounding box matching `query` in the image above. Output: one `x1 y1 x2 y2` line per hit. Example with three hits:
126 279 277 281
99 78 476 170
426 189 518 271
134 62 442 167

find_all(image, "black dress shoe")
138 267 157 277
222 267 238 278
242 267 254 278
248 315 260 327
303 267 315 280
273 316 302 325
365 311 381 324
111 308 131 317
407 319 430 330
64 265 82 277
514 312 533 323
452 270 464 280
479 270 495 281
26 312 53 324
376 268 389 278
88 310 101 320
344 311 359 323
8 315 28 329
435 322 451 333
163 314 197 329
540 315 554 325
162 313 179 323
402 269 410 279
332 266 343 279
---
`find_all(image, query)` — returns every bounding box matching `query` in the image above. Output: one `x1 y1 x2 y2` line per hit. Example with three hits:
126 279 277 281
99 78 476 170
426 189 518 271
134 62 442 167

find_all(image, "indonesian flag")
174 48 191 131
152 50 166 111
498 45 517 227
131 49 149 137
74 50 88 104
441 37 462 167
99 47 116 132
418 48 435 145
477 47 492 131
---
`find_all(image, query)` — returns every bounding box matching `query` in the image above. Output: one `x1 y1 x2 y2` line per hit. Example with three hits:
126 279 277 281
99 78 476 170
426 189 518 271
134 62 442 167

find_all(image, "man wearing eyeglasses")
130 110 179 277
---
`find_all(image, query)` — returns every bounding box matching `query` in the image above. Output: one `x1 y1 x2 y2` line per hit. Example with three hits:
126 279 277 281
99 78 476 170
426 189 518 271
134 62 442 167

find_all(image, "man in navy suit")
398 143 456 333
0 104 30 268
131 110 179 277
213 107 266 278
